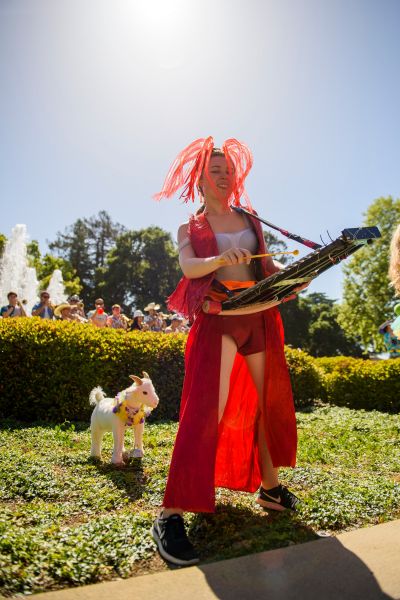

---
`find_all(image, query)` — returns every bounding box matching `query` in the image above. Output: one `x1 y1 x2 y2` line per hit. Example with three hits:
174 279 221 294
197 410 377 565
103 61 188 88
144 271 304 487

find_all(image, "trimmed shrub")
314 356 361 374
284 347 323 407
315 356 400 412
0 319 324 423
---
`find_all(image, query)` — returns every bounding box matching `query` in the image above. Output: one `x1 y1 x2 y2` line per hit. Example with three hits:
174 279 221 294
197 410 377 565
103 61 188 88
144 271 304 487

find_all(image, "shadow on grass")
88 456 146 502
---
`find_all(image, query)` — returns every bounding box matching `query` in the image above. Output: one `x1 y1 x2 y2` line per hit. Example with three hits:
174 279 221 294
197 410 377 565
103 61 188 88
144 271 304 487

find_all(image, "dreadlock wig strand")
154 137 254 211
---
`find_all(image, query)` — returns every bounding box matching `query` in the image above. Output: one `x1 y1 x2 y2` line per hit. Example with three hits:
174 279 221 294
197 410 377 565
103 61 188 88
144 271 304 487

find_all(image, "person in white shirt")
87 298 108 328
1 291 27 318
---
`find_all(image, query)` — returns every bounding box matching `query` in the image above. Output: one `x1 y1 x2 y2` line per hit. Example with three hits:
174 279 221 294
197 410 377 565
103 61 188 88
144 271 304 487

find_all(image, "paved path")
32 519 400 600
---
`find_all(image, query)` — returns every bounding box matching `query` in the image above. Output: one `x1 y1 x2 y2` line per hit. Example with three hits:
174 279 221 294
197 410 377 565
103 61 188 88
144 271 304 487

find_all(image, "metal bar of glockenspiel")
221 238 363 310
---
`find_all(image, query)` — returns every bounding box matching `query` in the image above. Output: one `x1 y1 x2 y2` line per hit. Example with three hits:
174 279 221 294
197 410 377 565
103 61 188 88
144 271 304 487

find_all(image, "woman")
129 309 145 331
151 137 301 566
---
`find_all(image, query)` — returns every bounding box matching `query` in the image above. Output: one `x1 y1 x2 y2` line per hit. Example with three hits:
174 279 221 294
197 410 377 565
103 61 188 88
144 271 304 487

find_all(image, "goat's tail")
89 386 106 406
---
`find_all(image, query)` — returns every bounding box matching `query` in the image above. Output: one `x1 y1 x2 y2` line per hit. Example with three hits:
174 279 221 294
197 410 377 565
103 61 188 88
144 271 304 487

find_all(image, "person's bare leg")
163 335 237 518
218 334 238 423
244 351 279 490
162 507 183 517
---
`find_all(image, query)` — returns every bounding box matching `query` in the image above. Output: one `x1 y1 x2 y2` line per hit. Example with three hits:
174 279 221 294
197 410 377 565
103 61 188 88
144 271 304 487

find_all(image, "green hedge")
0 319 322 423
315 356 400 412
2 320 398 422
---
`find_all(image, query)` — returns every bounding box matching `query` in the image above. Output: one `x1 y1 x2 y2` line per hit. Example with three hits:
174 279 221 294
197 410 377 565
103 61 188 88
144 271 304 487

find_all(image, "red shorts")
220 311 266 356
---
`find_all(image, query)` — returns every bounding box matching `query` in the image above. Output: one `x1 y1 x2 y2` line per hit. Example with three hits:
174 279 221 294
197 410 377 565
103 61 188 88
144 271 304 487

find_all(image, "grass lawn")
1 405 400 596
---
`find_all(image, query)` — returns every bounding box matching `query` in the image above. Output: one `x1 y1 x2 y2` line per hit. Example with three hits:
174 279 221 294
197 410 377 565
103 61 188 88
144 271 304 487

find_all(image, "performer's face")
200 155 235 202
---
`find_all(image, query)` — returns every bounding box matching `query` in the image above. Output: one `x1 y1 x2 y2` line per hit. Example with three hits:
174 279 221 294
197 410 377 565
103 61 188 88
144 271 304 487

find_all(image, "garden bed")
1 405 399 596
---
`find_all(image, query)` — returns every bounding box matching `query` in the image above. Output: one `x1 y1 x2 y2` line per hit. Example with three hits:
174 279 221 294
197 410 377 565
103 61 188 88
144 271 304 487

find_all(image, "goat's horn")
129 375 143 386
142 371 150 379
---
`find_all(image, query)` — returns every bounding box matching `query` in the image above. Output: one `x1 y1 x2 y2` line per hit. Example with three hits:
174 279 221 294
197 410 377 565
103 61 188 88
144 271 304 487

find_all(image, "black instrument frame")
221 226 381 310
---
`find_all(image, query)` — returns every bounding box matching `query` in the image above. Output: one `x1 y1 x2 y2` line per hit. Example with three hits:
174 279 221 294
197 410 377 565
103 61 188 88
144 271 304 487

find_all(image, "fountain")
47 269 67 305
0 224 39 315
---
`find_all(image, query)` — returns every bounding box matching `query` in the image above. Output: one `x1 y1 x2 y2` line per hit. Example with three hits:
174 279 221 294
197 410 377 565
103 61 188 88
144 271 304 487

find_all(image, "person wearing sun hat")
144 302 160 312
164 314 184 334
54 303 72 321
129 309 145 331
68 294 86 319
144 302 163 332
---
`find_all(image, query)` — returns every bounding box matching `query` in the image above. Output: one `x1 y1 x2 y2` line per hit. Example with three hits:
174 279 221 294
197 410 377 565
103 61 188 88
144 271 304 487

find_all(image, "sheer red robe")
163 211 297 513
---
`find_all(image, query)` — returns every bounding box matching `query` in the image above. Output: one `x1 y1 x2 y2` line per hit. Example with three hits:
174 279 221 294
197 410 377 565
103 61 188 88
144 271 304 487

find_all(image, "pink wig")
154 137 254 210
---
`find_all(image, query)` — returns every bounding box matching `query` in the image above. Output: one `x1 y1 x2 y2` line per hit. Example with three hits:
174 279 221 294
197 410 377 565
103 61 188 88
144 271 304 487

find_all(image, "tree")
48 211 124 304
280 292 361 356
263 231 293 265
338 197 400 350
86 211 124 268
27 241 82 297
304 293 362 357
0 233 6 259
100 227 181 313
280 296 312 349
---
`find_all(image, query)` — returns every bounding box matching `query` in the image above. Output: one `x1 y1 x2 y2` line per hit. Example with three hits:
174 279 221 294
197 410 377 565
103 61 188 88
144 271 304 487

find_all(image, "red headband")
154 136 254 210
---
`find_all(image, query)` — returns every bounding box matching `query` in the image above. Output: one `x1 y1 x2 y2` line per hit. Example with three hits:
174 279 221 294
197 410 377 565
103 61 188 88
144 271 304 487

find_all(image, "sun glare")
134 0 187 31
131 0 190 70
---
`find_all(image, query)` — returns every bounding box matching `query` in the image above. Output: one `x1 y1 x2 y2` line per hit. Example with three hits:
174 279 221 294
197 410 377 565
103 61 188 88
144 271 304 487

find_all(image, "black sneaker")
256 484 300 512
151 513 199 566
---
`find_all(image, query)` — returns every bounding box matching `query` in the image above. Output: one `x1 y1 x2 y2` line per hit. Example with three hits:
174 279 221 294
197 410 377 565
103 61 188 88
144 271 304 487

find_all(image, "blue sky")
1 0 399 300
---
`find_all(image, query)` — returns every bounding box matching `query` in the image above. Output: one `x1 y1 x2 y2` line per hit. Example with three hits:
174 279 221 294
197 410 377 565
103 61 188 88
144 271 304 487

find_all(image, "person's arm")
18 302 27 317
32 303 45 317
2 306 14 318
177 223 252 279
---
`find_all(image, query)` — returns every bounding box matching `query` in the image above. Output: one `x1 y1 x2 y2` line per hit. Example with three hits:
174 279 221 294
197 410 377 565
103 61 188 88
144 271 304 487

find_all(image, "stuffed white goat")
89 372 159 465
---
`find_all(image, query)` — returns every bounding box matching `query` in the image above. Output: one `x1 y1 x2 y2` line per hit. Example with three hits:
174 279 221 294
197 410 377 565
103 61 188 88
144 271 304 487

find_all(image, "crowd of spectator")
0 292 189 334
